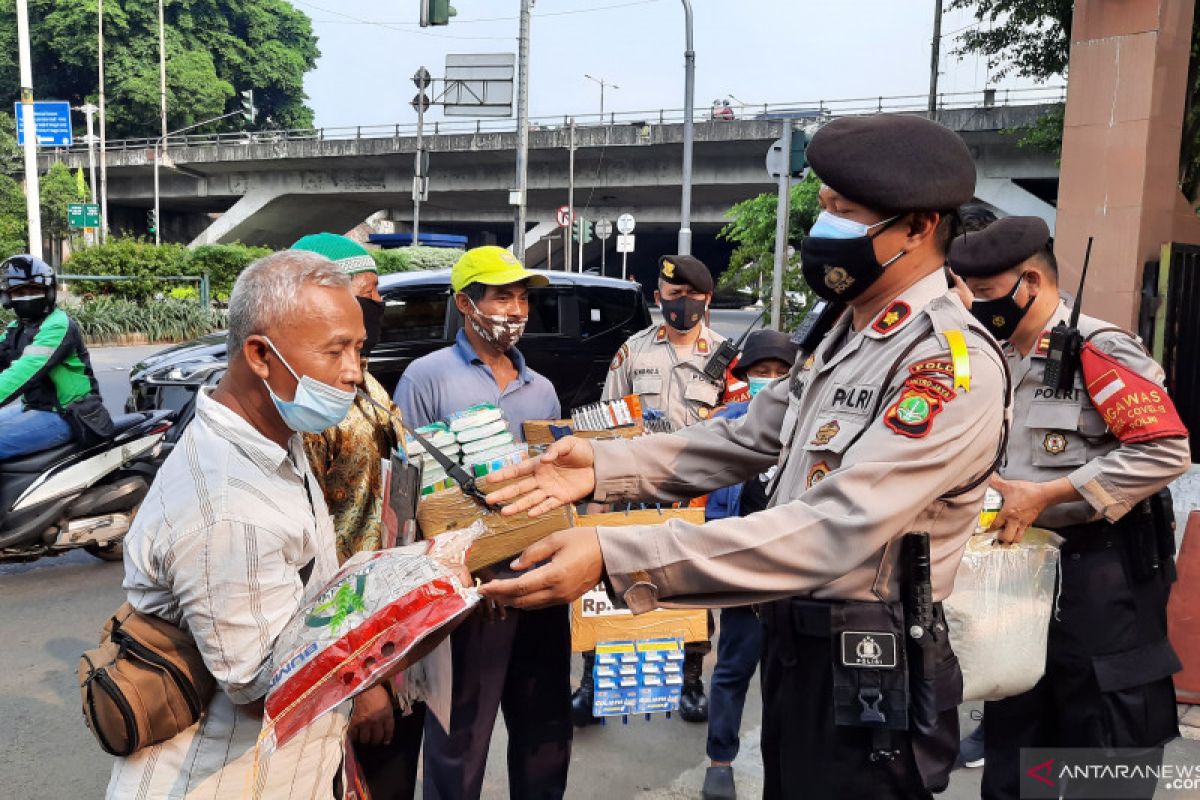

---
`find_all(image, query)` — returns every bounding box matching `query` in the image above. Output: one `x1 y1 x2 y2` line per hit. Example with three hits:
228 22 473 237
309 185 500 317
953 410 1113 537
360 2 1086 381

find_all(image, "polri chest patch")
827 384 877 415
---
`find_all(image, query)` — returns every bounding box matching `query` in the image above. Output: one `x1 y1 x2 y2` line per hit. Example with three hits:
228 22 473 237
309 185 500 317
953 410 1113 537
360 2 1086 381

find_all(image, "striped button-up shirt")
109 387 349 800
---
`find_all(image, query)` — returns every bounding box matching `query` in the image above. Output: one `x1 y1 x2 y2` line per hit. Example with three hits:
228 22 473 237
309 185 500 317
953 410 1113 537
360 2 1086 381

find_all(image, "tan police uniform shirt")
603 322 728 431
586 270 1010 610
999 302 1190 530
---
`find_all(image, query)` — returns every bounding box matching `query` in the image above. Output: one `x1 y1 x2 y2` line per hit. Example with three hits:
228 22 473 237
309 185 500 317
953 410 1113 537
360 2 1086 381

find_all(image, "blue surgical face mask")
261 337 356 433
807 210 897 240
747 377 773 398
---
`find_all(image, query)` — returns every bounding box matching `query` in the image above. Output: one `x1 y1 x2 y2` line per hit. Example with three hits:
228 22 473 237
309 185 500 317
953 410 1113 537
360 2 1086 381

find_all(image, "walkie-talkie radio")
1042 236 1093 393
790 299 846 358
703 310 766 382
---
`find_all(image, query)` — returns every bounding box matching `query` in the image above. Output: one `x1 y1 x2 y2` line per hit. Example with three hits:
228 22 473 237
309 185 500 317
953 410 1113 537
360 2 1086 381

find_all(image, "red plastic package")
257 524 481 754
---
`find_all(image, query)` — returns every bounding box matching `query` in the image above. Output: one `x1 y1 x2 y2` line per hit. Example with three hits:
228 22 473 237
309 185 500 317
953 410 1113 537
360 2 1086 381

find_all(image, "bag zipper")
112 629 203 719
84 657 140 756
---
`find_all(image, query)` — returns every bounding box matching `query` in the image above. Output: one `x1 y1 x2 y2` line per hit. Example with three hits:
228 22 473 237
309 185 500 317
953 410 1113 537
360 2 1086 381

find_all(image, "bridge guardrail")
54 85 1065 156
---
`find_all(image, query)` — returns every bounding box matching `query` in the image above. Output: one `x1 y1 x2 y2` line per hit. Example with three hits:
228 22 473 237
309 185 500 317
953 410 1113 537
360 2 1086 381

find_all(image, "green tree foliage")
717 175 821 328
0 173 27 257
0 0 319 139
950 0 1200 204
373 247 463 275
40 162 84 248
181 243 271 299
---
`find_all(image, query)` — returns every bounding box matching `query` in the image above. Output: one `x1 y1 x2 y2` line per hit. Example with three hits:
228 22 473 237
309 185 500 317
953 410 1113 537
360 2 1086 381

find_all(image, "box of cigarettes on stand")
523 395 645 446
569 508 709 652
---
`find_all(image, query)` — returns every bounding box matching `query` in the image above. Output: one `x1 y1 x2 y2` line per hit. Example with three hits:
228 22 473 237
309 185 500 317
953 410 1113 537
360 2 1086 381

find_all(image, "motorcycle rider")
0 254 108 460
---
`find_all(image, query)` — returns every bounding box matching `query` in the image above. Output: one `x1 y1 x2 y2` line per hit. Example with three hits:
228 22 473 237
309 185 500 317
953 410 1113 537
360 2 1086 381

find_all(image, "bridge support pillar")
1054 0 1200 328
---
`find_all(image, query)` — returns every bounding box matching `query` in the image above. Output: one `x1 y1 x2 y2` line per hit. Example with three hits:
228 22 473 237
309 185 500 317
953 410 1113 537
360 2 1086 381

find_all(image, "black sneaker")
959 722 985 768
702 765 736 800
572 652 599 727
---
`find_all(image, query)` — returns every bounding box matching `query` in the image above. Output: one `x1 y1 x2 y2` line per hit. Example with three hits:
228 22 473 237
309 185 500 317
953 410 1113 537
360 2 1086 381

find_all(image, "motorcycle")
0 409 174 563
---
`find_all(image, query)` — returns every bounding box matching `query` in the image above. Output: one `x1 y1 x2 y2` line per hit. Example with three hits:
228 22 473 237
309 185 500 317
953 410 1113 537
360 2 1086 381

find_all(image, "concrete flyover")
45 88 1063 274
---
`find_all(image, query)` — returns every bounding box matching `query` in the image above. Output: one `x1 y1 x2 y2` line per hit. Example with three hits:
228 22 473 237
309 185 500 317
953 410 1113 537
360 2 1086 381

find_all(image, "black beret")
807 115 976 213
948 216 1051 278
733 329 799 380
658 254 714 294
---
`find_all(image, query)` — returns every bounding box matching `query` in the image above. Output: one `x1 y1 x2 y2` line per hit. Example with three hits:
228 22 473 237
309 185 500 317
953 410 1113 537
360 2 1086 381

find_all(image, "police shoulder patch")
610 343 629 371
883 385 946 438
871 301 912 336
807 461 830 488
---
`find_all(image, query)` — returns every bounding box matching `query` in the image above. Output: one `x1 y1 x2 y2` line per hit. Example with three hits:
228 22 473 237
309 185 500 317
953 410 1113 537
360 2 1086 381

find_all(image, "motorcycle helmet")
1 254 57 320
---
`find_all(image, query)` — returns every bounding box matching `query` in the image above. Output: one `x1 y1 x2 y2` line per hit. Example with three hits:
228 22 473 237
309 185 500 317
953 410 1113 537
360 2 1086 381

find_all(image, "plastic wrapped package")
943 528 1064 702
257 523 483 755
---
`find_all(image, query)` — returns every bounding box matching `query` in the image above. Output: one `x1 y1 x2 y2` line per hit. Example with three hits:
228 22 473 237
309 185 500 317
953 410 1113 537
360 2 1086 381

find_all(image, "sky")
290 0 1055 130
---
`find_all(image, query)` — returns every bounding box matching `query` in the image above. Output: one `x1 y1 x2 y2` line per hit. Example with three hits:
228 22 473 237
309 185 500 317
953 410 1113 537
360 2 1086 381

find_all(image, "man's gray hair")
227 250 351 359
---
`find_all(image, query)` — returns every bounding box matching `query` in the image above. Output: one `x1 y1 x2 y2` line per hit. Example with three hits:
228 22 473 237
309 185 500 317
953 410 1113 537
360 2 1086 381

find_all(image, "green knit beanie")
290 232 377 275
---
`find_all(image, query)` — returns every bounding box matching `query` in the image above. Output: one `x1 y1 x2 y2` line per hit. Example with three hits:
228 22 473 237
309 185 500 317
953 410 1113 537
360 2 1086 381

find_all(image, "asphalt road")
3 336 1197 798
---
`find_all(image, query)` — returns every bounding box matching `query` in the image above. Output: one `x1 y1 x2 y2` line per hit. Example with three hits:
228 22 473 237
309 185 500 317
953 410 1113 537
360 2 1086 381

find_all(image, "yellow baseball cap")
450 246 549 293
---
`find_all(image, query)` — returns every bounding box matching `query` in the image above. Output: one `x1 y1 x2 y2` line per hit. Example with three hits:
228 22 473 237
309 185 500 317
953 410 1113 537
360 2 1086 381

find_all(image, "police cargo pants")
760 599 959 800
981 534 1180 800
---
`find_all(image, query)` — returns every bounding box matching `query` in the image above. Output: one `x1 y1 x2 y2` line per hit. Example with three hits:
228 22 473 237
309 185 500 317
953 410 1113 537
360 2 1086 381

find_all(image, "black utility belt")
1052 489 1177 584
1054 519 1121 553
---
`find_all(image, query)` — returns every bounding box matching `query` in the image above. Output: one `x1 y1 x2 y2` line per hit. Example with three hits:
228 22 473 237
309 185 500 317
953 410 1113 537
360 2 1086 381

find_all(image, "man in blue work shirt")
394 246 571 800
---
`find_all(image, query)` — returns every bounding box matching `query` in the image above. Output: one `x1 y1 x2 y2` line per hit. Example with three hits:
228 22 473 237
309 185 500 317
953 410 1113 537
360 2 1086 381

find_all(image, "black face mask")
11 294 50 321
970 274 1034 341
799 220 906 303
660 295 706 332
357 296 385 357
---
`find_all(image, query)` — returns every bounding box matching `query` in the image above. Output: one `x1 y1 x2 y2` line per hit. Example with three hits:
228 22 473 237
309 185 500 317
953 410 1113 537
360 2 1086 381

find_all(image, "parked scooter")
0 409 173 562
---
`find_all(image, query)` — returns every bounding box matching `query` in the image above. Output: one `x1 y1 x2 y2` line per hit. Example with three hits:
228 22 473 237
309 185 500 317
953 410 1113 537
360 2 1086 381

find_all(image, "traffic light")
572 219 593 244
789 131 809 177
420 0 456 26
147 209 157 235
239 89 256 124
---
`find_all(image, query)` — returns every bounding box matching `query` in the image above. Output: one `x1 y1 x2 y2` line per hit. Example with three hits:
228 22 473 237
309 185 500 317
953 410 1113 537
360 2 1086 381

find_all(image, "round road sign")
594 218 613 240
556 205 573 227
617 213 636 235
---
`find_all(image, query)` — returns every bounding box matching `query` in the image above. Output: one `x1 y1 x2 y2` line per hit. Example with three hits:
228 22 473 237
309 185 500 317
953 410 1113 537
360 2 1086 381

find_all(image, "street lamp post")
155 0 168 245
584 73 618 120
678 0 695 256
16 0 41 257
98 0 109 243
79 104 99 205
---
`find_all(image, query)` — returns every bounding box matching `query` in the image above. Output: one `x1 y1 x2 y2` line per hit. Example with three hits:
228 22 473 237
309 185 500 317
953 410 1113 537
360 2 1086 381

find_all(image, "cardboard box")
416 478 574 573
569 509 710 652
522 419 644 447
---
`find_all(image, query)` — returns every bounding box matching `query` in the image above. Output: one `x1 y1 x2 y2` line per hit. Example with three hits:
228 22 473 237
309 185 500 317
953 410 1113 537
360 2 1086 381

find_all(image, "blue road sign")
14 101 73 147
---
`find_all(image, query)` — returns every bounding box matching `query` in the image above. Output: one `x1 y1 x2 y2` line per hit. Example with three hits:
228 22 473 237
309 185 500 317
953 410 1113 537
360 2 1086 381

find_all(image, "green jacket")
0 307 100 413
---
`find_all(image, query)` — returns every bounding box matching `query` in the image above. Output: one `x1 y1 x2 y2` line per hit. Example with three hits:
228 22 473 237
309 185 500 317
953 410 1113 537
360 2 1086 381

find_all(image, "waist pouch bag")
830 601 910 732
64 394 116 446
78 602 216 756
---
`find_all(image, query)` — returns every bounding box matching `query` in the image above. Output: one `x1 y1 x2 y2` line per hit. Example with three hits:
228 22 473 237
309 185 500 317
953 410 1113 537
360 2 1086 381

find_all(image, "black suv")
126 269 652 436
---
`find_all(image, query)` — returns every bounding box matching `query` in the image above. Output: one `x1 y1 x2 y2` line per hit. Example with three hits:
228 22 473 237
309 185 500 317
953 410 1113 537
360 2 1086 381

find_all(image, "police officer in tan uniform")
952 216 1191 800
480 114 1010 800
604 255 729 432
571 255 728 724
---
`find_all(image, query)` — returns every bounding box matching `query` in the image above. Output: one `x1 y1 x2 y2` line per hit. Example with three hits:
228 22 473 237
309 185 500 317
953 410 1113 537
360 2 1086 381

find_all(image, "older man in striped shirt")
109 250 369 799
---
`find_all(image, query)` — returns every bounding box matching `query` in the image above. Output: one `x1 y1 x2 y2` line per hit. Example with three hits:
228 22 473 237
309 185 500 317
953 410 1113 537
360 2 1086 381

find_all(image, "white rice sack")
944 529 1063 702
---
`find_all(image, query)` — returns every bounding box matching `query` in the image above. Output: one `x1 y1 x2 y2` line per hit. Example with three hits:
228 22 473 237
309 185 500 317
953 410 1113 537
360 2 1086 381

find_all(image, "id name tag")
840 631 898 669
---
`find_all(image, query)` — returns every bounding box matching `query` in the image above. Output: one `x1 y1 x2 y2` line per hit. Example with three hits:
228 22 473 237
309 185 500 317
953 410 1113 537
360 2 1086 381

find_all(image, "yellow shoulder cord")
942 329 971 392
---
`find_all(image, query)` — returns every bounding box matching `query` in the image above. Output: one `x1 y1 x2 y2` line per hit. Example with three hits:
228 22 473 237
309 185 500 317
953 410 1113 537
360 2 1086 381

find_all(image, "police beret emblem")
823 266 855 294
1044 431 1068 455
811 420 840 446
661 260 676 278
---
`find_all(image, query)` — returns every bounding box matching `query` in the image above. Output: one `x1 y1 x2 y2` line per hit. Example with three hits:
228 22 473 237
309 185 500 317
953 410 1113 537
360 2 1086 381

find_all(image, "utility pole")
928 0 943 118
98 0 109 243
770 123 792 331
16 0 41 257
154 0 168 245
512 0 533 262
565 119 575 273
80 104 98 204
678 0 695 256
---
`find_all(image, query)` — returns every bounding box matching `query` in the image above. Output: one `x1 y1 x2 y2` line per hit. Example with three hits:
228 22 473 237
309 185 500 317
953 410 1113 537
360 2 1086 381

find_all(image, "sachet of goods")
258 523 482 753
